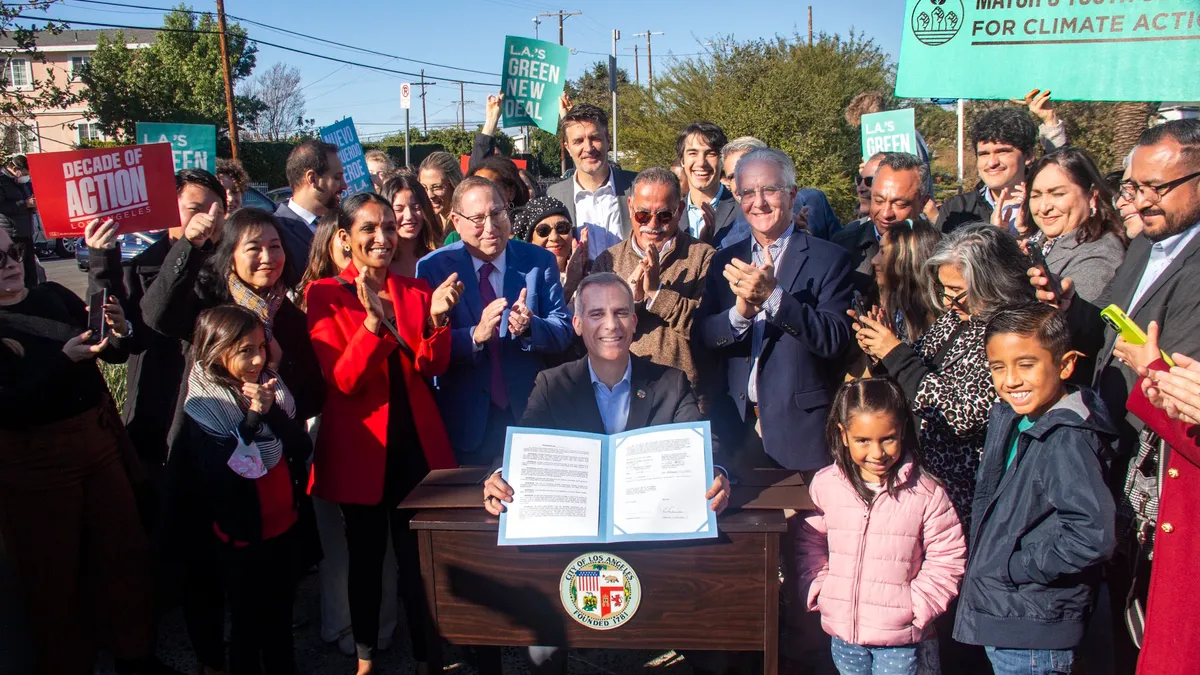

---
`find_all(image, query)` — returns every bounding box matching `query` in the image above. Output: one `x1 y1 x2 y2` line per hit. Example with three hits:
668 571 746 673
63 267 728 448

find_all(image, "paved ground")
26 255 701 675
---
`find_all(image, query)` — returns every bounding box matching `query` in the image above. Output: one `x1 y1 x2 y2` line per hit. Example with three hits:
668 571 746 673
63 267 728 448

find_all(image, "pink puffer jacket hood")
795 460 966 647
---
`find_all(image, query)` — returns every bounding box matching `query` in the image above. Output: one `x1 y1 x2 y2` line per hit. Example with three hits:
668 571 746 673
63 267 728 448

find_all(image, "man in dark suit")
546 104 636 252
698 147 854 475
274 139 347 287
416 176 574 466
676 122 739 245
482 271 731 675
832 152 931 296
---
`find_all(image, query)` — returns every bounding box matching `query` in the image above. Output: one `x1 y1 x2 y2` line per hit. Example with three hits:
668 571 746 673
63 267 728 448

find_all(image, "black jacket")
177 405 320 572
87 238 186 465
935 189 993 234
140 236 326 451
0 171 33 238
830 217 879 298
953 388 1117 650
273 201 314 290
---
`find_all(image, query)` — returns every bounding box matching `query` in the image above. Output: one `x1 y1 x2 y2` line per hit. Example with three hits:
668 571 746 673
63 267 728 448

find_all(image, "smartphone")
1101 304 1175 367
86 290 107 345
1027 245 1064 299
851 290 867 319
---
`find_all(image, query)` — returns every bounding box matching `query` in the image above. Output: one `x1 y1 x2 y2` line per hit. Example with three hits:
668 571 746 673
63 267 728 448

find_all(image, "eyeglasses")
735 185 788 201
0 243 26 267
422 182 449 195
632 209 675 226
535 221 572 238
454 208 510 228
941 289 968 308
1118 170 1200 205
854 175 874 188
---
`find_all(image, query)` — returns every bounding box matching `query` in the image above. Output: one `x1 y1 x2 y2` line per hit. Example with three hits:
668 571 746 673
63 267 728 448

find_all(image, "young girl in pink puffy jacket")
796 378 966 675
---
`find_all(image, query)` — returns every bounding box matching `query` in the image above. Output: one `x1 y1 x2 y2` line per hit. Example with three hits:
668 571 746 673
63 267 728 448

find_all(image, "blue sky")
34 0 907 139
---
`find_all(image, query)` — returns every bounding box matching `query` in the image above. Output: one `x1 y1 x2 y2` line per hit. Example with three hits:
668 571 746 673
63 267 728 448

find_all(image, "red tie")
478 263 509 409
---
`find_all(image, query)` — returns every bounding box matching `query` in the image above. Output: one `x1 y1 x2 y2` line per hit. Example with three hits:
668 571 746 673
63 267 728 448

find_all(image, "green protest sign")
895 0 1200 101
135 122 216 173
500 36 570 134
861 109 917 160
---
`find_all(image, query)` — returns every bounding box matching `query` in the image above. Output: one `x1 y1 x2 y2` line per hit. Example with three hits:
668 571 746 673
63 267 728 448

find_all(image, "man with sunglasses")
854 152 887 218
416 176 573 466
593 167 715 411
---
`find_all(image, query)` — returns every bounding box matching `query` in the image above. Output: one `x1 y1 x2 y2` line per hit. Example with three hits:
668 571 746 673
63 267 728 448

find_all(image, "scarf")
183 365 296 478
228 273 285 341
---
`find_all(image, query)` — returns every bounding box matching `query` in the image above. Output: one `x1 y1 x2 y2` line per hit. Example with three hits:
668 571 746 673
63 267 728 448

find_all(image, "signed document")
498 422 717 546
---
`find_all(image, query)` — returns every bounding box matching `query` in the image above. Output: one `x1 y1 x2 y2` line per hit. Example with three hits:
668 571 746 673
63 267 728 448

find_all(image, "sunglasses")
632 209 674 226
854 174 874 188
0 243 26 267
535 221 573 238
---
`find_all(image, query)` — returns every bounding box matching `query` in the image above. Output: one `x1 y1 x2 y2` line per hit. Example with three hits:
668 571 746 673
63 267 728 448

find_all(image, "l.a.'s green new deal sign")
896 0 1200 101
136 122 216 173
501 36 570 134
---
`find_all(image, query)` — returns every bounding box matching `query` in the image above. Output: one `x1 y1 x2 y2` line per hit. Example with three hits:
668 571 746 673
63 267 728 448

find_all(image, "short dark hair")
558 103 609 140
877 152 931 200
285 139 340 189
1137 118 1200 169
675 122 728 163
631 167 682 207
971 108 1039 157
984 301 1072 360
175 168 227 211
470 155 529 207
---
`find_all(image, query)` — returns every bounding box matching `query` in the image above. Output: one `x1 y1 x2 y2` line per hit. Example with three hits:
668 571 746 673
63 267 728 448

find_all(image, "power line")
62 1 504 80
13 14 503 86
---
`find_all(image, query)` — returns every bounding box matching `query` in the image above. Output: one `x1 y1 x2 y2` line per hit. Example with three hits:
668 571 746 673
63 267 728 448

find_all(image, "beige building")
0 28 157 155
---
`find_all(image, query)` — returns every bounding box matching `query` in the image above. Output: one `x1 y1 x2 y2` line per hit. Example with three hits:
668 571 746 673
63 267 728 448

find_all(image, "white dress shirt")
1130 222 1200 310
573 168 624 243
287 199 319 232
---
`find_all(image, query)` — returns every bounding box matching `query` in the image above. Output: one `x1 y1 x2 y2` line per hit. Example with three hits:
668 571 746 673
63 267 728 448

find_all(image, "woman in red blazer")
306 192 463 675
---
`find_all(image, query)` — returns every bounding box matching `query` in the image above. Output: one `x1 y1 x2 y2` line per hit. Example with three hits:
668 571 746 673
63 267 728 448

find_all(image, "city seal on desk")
559 552 641 630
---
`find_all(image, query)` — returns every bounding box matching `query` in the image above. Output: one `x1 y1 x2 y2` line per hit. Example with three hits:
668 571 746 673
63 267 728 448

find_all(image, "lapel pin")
636 389 647 399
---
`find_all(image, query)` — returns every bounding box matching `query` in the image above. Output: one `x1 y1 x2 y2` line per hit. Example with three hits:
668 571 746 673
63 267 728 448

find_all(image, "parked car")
265 187 292 204
75 230 167 271
241 187 277 212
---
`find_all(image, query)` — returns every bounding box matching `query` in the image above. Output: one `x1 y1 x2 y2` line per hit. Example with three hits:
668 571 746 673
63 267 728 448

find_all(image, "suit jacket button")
1168 468 1180 479
739 393 745 400
1161 523 1174 534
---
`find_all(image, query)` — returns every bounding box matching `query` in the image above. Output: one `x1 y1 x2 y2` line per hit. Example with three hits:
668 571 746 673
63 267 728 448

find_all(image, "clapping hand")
850 305 902 361
83 218 119 250
243 378 277 415
706 474 731 515
508 287 533 337
1144 353 1200 425
793 205 810 232
991 184 1025 231
474 297 508 345
184 202 223 249
357 274 386 335
641 241 661 300
430 272 464 327
563 227 590 301
483 473 514 516
724 243 778 318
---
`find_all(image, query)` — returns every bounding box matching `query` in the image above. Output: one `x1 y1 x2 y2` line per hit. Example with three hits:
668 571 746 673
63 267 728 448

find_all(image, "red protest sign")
27 144 178 238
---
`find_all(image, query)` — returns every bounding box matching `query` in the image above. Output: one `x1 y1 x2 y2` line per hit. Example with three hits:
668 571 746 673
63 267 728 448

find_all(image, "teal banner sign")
135 122 216 173
319 118 372 196
895 0 1200 101
861 109 917 160
500 36 570 134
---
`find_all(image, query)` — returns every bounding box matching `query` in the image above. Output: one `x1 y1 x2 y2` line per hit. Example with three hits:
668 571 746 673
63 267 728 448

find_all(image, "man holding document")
483 271 730 519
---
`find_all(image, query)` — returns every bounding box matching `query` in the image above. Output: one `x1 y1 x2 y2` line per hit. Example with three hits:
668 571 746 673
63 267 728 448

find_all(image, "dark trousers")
456 404 514 467
218 528 299 675
183 544 227 671
341 503 434 664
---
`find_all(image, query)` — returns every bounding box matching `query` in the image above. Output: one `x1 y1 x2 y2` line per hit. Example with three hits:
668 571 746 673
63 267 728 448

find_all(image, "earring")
1090 205 1097 217
343 246 351 253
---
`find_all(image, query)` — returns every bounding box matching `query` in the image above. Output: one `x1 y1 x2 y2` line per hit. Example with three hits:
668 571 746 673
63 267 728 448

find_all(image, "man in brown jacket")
594 167 715 410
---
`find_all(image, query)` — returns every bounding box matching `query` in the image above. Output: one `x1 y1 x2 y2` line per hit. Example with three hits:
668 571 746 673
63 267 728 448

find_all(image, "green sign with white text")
895 0 1200 101
500 35 570 134
861 109 917 160
135 122 216 173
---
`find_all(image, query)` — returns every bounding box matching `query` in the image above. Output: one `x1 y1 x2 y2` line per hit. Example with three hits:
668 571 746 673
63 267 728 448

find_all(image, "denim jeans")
830 636 919 675
985 646 1075 674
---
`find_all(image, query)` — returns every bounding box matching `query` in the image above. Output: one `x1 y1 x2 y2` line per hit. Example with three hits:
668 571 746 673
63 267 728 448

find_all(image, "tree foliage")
78 4 259 141
242 62 312 141
0 1 79 156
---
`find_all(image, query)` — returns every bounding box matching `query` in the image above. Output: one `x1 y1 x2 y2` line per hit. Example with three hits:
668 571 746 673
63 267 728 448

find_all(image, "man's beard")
1143 203 1200 242
318 188 341 211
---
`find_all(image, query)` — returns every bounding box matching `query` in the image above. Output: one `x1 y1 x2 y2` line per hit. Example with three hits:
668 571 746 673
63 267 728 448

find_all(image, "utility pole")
624 45 639 85
532 16 541 39
633 30 664 97
453 82 474 131
215 0 239 159
808 6 814 46
418 70 439 134
538 10 580 175
611 29 619 164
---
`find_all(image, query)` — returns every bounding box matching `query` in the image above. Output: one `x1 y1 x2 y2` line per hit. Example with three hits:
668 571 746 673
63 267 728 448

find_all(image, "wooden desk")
402 468 809 675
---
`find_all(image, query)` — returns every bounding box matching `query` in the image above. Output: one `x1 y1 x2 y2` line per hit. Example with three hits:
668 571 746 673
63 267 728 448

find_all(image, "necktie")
478 263 509 409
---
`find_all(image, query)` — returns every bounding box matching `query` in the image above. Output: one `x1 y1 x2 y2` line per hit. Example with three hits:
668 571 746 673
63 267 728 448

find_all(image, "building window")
3 123 40 154
76 122 104 144
6 57 31 90
70 55 91 80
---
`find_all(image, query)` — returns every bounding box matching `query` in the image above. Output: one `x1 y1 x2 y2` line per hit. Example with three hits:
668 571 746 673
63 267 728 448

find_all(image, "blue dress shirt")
587 356 633 435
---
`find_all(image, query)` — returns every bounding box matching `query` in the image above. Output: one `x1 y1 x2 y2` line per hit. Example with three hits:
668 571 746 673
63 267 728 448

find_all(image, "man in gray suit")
546 104 636 258
275 139 347 287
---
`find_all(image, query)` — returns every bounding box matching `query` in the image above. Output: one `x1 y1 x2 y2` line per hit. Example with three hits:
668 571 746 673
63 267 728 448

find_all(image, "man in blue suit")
274 139 347 288
697 147 854 475
417 176 574 466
